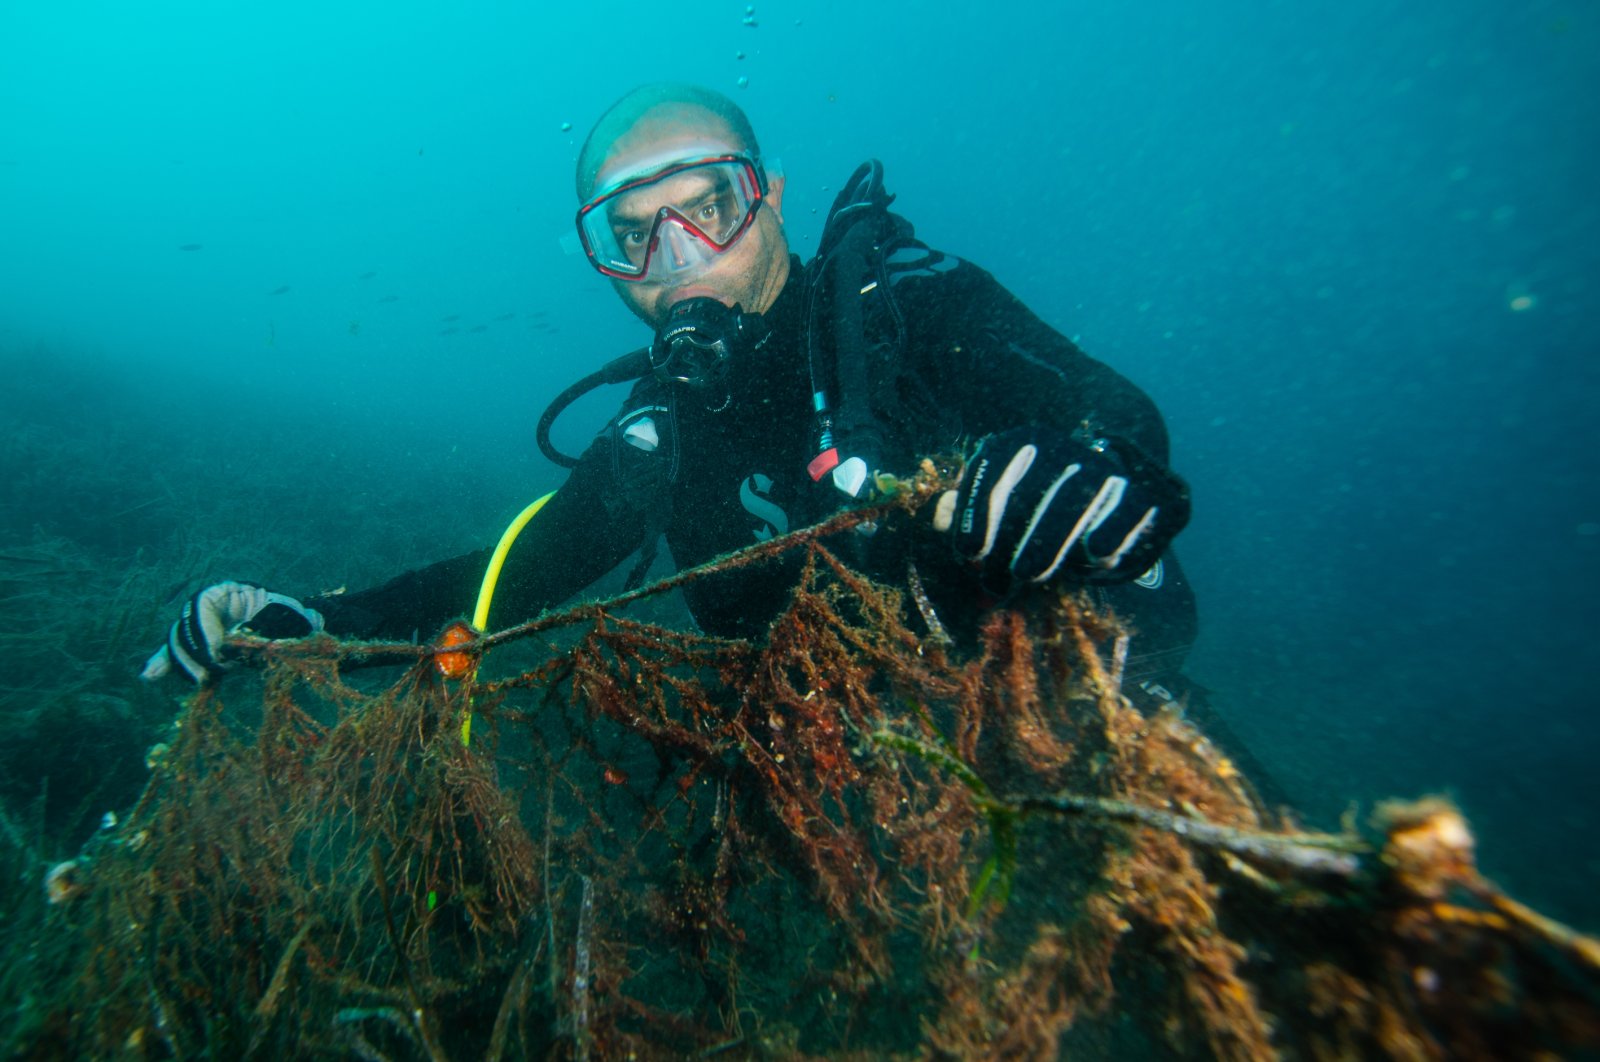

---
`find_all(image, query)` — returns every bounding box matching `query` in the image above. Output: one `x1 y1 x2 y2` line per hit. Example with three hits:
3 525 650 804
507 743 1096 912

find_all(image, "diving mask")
576 154 767 282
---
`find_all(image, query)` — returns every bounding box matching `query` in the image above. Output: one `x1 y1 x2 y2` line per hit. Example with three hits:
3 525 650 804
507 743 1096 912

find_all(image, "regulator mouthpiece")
650 297 770 390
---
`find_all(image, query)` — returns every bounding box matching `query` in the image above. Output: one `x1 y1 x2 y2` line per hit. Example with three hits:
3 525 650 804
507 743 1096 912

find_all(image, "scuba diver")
142 83 1199 719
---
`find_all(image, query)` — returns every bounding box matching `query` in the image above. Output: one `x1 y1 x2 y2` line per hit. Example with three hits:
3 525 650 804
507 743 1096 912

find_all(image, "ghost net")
17 464 1600 1060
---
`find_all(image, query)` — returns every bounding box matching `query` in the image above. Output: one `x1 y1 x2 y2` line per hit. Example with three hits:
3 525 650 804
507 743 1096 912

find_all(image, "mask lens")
576 157 764 280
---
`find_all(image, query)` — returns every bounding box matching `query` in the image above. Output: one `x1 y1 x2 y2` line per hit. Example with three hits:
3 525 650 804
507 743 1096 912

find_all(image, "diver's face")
595 125 789 329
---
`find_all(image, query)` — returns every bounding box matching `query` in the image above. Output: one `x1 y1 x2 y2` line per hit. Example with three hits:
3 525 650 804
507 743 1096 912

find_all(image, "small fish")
438 327 459 336
178 243 203 251
378 294 399 303
493 312 516 321
468 324 487 333
269 285 291 296
348 321 361 336
441 314 460 322
357 270 377 280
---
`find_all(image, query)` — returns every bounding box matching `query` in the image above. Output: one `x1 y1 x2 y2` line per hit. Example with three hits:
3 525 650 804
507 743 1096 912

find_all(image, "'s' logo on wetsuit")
739 473 790 542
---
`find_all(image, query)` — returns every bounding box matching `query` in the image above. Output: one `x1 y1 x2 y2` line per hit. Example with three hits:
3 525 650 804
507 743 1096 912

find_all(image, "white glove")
141 581 324 684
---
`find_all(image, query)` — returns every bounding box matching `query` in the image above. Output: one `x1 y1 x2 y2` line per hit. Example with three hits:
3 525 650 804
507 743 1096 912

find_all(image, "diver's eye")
613 228 649 266
696 203 720 224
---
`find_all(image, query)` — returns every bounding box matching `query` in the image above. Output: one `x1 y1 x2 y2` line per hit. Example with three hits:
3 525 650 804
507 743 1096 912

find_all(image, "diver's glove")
933 426 1190 591
141 581 324 684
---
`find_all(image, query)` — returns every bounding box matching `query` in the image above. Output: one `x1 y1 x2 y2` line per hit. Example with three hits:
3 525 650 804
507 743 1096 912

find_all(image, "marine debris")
4 462 1596 1059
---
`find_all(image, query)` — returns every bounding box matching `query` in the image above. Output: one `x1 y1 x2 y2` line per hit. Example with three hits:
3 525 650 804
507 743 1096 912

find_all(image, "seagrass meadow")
2 459 1596 1060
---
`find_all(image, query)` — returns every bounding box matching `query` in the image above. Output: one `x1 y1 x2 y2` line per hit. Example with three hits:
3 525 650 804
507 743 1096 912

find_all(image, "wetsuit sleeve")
311 432 650 641
891 256 1172 462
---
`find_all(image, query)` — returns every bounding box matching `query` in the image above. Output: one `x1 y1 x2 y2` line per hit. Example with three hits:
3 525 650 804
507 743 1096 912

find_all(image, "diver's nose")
655 219 708 275
660 225 692 270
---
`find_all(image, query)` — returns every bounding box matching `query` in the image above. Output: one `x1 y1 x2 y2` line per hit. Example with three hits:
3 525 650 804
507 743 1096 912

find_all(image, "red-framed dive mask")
576 154 767 282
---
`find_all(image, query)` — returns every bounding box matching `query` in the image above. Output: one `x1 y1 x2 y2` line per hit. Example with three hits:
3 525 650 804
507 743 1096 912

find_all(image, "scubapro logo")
739 473 790 542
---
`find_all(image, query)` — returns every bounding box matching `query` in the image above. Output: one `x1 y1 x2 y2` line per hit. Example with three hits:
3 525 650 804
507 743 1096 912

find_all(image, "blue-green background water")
2 1 1596 926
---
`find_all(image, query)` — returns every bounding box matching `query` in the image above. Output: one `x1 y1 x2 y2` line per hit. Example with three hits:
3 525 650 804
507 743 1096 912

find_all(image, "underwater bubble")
737 76 749 88
1505 278 1537 313
560 121 573 132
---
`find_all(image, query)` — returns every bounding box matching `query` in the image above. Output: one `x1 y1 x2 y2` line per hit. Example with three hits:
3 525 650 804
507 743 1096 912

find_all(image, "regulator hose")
536 348 651 468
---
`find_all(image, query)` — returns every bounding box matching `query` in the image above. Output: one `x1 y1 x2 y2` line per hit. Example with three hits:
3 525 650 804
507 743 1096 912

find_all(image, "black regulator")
648 297 771 389
536 298 771 468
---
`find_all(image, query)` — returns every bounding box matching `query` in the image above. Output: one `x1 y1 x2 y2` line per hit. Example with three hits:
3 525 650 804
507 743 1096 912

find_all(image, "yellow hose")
459 489 557 747
472 490 557 633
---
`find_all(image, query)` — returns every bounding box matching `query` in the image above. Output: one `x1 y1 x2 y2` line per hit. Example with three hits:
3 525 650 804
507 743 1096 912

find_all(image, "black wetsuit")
314 249 1198 689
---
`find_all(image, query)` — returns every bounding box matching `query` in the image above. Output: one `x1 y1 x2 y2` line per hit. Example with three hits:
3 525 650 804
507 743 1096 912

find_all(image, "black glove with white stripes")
141 581 324 684
933 426 1190 592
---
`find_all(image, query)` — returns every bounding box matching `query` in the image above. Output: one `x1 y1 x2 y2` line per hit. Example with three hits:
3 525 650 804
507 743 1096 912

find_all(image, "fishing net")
10 464 1599 1060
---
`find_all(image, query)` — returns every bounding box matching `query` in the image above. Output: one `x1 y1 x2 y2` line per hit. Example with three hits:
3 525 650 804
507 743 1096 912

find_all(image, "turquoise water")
1 0 1596 938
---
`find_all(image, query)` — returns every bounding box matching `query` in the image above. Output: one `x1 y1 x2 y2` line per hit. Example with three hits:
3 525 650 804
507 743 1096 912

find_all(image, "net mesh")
11 467 1599 1060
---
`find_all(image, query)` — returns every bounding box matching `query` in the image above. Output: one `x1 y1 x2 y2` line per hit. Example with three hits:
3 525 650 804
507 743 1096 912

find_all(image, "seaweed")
4 460 1597 1060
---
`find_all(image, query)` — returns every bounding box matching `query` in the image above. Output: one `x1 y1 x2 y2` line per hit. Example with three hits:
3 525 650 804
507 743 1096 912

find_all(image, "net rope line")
227 464 950 675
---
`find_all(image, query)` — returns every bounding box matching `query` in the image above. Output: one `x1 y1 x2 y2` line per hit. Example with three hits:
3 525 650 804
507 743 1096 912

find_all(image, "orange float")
433 621 478 680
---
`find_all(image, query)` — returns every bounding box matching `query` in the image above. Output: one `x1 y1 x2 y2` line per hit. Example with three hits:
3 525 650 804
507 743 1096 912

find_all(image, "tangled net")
16 464 1600 1060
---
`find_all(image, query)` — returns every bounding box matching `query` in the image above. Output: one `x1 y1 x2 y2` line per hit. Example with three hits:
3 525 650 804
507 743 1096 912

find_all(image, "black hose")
536 348 651 468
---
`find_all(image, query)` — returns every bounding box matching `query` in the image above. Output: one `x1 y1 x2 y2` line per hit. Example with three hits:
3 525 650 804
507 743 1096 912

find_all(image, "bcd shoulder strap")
803 160 920 497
